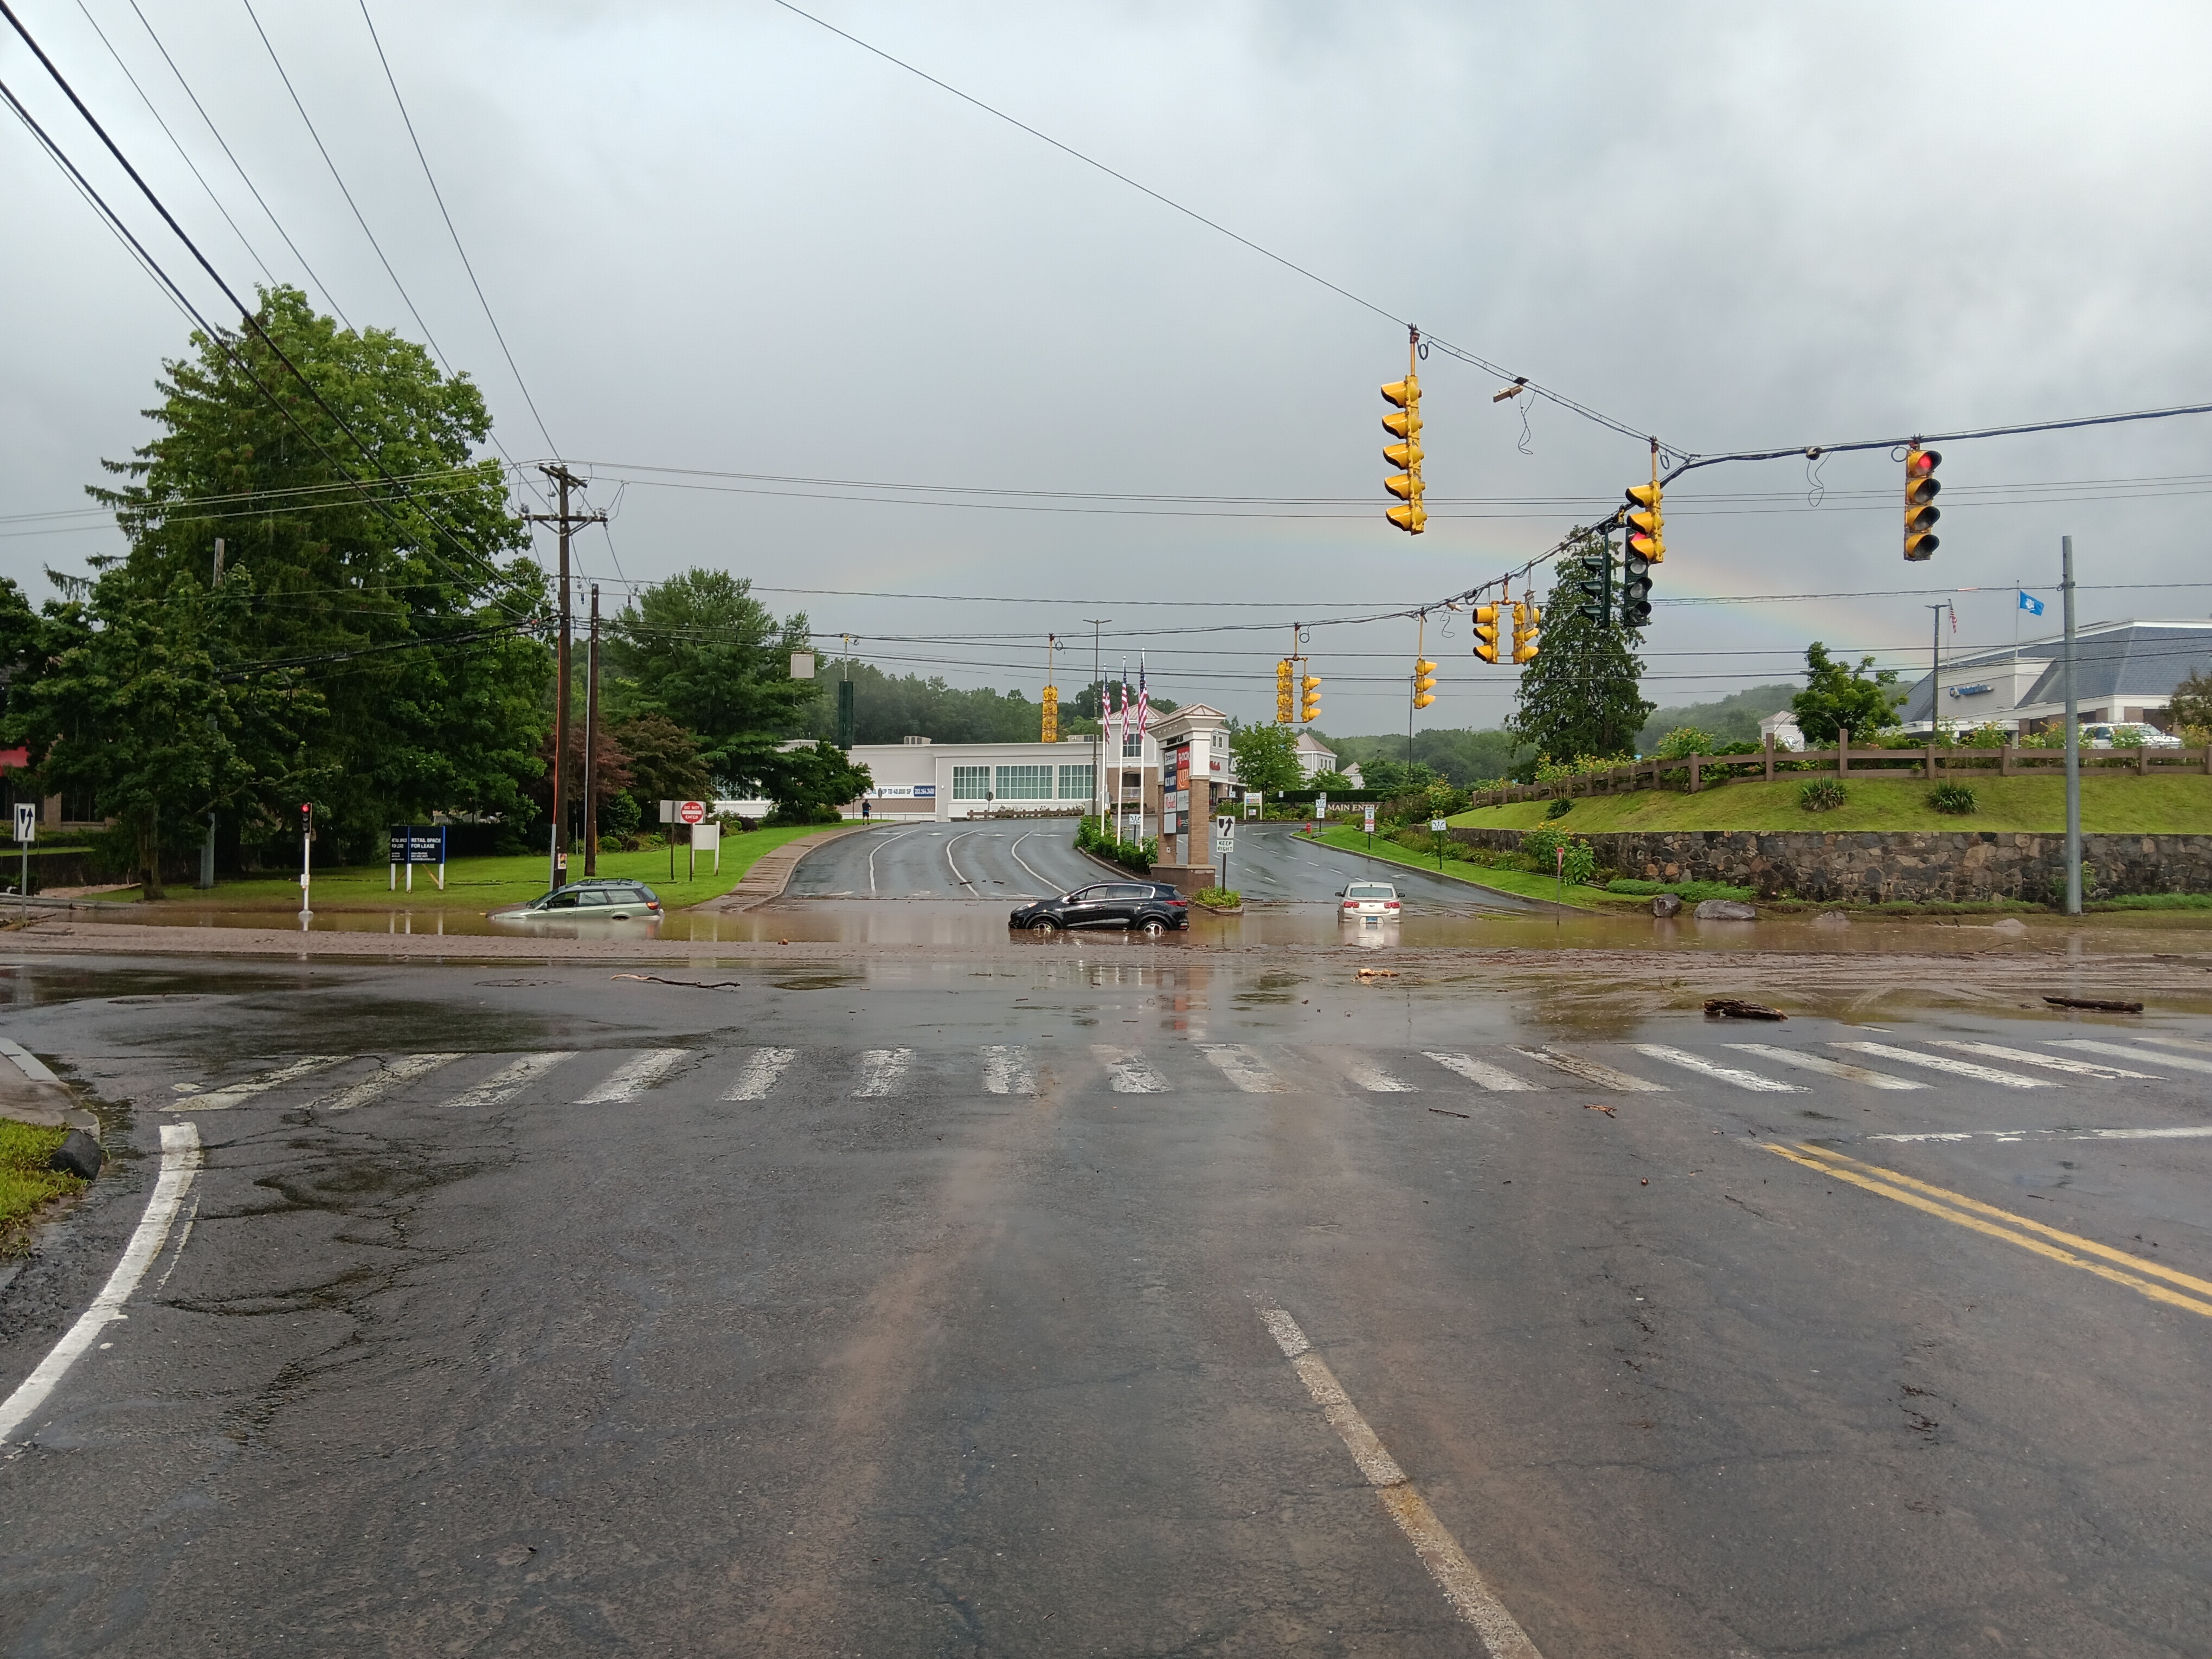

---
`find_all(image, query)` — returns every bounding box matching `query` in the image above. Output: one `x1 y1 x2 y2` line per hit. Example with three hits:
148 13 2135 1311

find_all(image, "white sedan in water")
1338 882 1401 918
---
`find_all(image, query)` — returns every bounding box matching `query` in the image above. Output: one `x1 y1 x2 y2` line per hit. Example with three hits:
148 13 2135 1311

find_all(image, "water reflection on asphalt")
74 896 2212 956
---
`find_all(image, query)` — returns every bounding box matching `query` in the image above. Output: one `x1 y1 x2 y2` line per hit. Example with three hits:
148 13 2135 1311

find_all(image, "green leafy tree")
88 286 549 860
606 569 812 783
20 575 271 897
1790 643 1903 745
1308 769 1355 792
1636 683 1800 753
1507 540 1654 763
2168 667 2212 733
1360 756 1442 797
609 712 711 825
766 740 873 823
1229 721 1304 793
800 661 1047 744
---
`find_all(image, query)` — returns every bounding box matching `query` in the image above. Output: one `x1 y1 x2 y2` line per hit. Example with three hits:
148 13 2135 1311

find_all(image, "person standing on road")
861 798 871 821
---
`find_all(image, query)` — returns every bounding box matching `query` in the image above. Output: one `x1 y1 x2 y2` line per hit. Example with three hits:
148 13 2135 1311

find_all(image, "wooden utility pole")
584 583 601 878
522 465 605 892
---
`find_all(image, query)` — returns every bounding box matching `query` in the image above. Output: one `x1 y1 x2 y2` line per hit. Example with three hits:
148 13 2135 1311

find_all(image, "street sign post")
1363 803 1377 847
1244 790 1260 820
691 817 720 878
1430 816 1448 872
660 800 708 881
386 825 448 892
1213 814 1234 893
13 801 33 915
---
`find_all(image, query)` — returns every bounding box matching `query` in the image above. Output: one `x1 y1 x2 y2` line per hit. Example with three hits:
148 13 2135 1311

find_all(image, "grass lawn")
0 1118 83 1253
111 824 842 913
1300 826 1613 909
1452 773 2212 835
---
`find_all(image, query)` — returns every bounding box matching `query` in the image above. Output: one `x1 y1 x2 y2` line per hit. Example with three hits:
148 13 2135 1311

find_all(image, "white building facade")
834 734 1162 824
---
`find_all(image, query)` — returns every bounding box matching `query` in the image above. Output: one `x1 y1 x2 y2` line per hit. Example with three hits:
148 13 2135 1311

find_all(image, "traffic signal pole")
584 583 600 878
2062 535 2081 914
523 466 606 893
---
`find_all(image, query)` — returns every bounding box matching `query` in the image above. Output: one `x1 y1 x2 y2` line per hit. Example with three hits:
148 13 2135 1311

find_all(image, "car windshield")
1346 884 1396 900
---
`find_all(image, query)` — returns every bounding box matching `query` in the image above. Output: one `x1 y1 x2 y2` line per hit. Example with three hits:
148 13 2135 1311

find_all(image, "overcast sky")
5 1 2210 735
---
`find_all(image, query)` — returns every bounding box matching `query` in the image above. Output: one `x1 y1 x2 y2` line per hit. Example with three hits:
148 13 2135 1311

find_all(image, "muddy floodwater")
59 893 2212 959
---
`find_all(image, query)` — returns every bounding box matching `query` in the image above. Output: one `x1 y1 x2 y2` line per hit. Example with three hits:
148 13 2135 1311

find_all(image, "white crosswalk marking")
1200 1044 1288 1092
2139 1034 2212 1056
1631 1044 1802 1092
444 1051 574 1110
1931 1040 2153 1079
2050 1039 2212 1076
1091 1046 1169 1094
725 1047 797 1101
316 1052 465 1112
178 1055 344 1111
576 1049 691 1103
1831 1041 2056 1088
1422 1051 1541 1091
854 1048 912 1097
1510 1047 1669 1092
981 1045 1037 1095
1722 1043 1926 1089
1328 1051 1418 1092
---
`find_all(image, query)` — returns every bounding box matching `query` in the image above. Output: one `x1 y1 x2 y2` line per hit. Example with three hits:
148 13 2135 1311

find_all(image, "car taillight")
647 902 660 910
1170 899 1187 908
1385 901 1399 910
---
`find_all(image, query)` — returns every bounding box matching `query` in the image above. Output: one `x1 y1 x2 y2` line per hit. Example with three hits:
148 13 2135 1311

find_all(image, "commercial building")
829 733 1162 824
1895 619 2211 736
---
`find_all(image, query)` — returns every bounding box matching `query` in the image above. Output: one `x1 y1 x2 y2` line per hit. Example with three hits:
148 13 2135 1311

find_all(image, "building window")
995 764 1052 800
952 766 989 800
1057 764 1094 799
1122 734 1142 757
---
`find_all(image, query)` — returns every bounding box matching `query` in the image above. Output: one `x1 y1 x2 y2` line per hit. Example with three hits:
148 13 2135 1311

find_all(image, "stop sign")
679 800 706 825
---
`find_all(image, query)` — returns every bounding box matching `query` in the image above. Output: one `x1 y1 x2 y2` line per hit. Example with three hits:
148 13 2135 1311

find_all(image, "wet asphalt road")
2 953 2210 1656
789 819 1543 917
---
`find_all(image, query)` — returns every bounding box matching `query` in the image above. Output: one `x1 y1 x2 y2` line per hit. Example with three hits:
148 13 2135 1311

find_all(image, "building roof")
1896 620 2212 724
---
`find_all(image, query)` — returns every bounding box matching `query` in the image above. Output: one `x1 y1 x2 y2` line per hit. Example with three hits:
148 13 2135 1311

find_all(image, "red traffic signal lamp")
1625 483 1664 563
1276 658 1295 723
1904 446 1941 561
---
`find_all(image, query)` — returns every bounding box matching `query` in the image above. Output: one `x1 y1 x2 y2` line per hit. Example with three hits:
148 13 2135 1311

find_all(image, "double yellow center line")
1765 1141 2212 1319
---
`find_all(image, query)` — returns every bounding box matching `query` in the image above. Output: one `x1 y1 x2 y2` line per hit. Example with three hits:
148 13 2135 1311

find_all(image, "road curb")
705 823 879 912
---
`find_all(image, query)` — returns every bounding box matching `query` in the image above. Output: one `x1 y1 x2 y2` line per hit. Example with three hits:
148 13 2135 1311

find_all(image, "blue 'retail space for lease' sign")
388 826 447 864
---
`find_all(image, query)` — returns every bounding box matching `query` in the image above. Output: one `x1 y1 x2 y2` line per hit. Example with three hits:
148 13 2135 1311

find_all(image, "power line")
355 0 558 458
765 0 1660 449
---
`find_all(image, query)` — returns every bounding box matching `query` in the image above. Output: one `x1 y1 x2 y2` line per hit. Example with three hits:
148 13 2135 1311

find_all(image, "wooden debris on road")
2043 994 2143 1013
1705 998 1787 1020
1584 1102 1617 1117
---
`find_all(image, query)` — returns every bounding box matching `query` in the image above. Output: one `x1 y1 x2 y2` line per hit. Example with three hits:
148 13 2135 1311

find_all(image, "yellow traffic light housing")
1412 657 1438 710
1512 600 1541 665
1625 483 1665 564
1040 684 1058 743
1301 672 1322 723
1380 330 1427 535
1276 658 1295 724
1904 446 1941 561
1472 604 1501 664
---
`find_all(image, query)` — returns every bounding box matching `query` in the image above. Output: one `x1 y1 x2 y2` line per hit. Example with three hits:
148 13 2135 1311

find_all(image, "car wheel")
1138 916 1168 937
1029 918 1060 933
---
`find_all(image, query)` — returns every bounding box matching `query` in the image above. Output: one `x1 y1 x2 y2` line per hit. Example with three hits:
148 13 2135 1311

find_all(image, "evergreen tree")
1506 538 1654 761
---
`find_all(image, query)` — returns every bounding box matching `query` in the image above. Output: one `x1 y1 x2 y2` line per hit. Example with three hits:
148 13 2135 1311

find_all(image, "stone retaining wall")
1447 826 2212 902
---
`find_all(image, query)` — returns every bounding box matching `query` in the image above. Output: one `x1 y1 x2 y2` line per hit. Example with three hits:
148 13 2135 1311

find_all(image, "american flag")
1135 658 1150 743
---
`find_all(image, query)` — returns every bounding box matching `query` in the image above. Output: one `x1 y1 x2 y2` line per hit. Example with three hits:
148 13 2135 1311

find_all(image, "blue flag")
2018 590 2046 616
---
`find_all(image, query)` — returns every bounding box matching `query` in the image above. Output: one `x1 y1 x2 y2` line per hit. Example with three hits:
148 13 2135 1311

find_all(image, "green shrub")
1927 782 1978 815
1192 887 1240 908
1799 780 1848 812
1605 877 1756 902
2110 725 2148 749
1545 798 1573 820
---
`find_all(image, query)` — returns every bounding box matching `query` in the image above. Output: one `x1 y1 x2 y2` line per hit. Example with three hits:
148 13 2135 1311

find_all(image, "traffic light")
1301 671 1322 723
1574 548 1612 623
1472 604 1501 664
1621 549 1654 628
1381 375 1426 535
1276 658 1295 723
1512 600 1541 665
1412 657 1437 710
1040 684 1058 743
1625 483 1664 563
1904 447 1941 561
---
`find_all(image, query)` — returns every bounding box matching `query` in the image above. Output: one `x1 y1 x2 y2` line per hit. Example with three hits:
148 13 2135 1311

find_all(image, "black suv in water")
1011 882 1188 935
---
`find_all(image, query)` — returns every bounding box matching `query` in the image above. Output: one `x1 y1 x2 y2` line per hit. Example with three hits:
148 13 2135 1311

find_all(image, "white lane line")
725 1046 798 1101
0 1122 202 1444
866 831 914 895
945 831 980 891
2052 1039 2212 1076
1259 1308 1542 1658
1631 1044 1803 1093
1091 1045 1170 1094
1724 1044 1926 1090
445 1051 574 1110
2139 1034 2212 1056
1831 1041 2057 1089
1873 1123 2212 1144
177 1055 345 1111
575 1049 691 1103
314 1052 465 1113
2082 1125 2212 1140
1422 1051 1541 1091
1007 831 1064 896
0 1036 61 1084
1328 1051 1418 1092
1931 1040 2153 1079
981 1044 1037 1096
854 1047 912 1097
1200 1044 1288 1093
1510 1047 1669 1092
